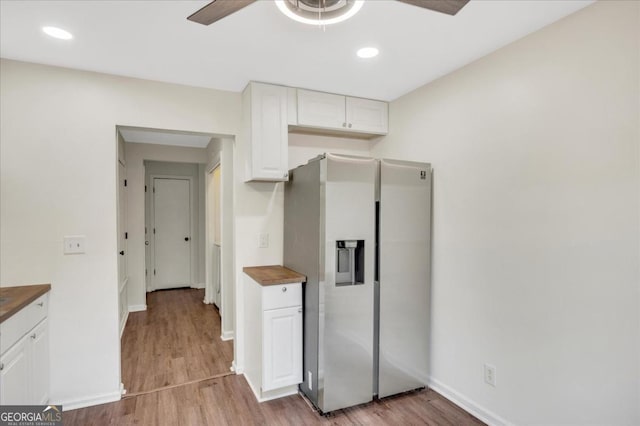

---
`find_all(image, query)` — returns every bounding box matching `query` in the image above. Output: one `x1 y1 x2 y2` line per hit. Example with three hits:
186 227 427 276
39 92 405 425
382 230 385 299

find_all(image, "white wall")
371 1 639 424
0 59 240 408
288 133 373 170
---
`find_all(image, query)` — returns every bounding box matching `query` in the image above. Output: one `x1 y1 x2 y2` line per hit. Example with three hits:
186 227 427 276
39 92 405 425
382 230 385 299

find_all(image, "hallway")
121 288 234 394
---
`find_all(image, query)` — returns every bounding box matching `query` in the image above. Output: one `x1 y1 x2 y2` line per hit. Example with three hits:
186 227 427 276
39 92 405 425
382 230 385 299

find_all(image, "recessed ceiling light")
42 26 73 40
357 47 379 59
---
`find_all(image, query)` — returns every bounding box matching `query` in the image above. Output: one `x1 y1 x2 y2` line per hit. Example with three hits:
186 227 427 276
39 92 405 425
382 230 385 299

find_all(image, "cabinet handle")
281 287 287 293
31 333 37 339
298 308 302 313
37 302 44 307
283 173 288 179
348 123 352 128
0 363 4 371
342 122 346 128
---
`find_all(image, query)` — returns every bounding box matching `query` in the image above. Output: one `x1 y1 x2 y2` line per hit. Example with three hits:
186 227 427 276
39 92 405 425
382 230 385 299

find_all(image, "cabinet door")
346 97 388 134
297 90 346 130
29 319 49 404
0 335 30 405
262 306 302 391
250 82 289 181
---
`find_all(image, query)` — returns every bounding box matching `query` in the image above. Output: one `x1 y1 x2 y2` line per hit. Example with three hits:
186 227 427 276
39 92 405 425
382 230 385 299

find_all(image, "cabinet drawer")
0 294 47 355
262 283 302 311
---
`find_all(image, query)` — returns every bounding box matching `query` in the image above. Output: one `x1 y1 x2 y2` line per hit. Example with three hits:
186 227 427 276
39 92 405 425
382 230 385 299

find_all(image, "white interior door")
153 178 191 290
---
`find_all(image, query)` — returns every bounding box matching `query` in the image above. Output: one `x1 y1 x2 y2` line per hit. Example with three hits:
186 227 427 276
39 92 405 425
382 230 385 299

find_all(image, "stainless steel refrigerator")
284 153 432 413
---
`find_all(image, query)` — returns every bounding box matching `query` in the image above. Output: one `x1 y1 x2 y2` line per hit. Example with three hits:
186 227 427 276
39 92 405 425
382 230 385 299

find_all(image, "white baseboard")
221 330 234 341
191 283 205 289
231 360 243 374
119 310 129 338
428 377 513 426
242 373 297 403
58 388 122 411
128 304 147 312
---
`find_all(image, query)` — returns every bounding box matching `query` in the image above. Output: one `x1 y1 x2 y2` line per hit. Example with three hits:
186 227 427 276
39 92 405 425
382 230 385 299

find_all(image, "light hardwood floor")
121 288 233 394
94 287 485 425
65 373 485 425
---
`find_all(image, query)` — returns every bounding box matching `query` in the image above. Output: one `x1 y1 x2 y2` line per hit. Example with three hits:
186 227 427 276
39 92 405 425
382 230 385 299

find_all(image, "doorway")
116 127 236 396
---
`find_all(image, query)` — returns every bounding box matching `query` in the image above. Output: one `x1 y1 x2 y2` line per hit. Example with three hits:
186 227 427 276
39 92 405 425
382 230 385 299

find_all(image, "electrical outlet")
484 364 496 387
259 233 269 248
63 235 86 254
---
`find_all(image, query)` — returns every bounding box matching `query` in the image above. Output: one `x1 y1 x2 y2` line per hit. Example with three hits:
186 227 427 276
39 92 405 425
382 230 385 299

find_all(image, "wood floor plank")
64 374 485 425
69 287 486 424
121 288 234 394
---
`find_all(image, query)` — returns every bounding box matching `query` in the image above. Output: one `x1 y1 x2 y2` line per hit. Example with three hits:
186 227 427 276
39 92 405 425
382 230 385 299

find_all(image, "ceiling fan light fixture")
275 0 364 26
42 26 73 40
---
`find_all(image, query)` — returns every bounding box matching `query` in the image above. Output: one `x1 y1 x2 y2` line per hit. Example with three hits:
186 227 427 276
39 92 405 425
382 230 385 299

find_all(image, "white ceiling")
119 127 213 148
0 0 593 101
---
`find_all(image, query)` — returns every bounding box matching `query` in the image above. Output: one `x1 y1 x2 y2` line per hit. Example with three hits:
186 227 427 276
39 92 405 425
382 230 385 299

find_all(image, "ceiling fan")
187 0 470 27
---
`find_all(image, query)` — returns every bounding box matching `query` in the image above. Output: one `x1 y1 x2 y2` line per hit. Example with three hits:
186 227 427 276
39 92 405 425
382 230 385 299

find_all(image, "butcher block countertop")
0 284 51 324
243 266 306 286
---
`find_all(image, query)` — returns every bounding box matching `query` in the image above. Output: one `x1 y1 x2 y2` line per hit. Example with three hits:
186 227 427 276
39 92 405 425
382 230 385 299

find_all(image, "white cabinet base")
243 274 303 403
243 374 299 403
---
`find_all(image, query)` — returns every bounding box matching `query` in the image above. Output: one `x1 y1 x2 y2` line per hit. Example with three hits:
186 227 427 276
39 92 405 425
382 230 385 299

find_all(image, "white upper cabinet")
297 89 346 130
296 89 388 136
346 97 389 135
244 82 289 182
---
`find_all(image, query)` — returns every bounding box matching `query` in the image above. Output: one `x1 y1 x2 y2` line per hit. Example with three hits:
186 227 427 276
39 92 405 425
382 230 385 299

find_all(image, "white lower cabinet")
0 293 50 405
244 274 303 402
263 306 302 392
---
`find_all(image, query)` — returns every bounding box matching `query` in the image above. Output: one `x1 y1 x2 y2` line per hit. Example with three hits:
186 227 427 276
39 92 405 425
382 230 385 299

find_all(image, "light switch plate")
259 233 269 248
64 235 86 254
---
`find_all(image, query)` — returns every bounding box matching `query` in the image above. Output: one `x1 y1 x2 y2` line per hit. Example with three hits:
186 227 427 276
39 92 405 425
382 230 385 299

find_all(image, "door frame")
148 174 195 292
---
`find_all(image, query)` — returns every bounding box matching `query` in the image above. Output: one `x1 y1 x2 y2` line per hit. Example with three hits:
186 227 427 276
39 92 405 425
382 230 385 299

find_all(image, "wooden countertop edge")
243 265 306 286
0 284 51 324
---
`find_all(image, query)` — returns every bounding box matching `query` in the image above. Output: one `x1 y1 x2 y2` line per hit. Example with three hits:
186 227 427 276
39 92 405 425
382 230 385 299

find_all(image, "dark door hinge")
153 228 156 234
145 185 147 192
125 232 128 239
153 269 156 275
124 179 127 187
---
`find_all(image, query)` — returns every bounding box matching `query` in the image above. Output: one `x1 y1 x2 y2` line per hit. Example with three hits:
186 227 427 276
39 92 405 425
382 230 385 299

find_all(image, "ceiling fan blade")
187 0 256 25
396 0 470 16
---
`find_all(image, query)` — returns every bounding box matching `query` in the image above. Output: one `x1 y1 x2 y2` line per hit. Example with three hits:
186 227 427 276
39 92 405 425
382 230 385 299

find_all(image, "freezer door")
319 153 376 413
378 159 431 398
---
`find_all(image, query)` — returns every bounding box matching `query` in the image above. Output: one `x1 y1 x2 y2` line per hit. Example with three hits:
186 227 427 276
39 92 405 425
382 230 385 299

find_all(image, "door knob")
119 251 125 256
184 237 190 241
